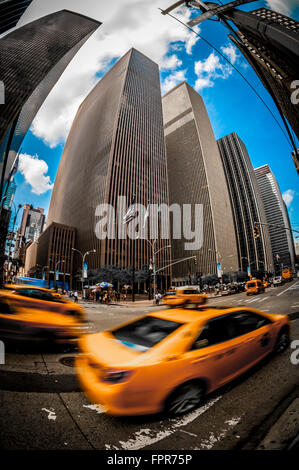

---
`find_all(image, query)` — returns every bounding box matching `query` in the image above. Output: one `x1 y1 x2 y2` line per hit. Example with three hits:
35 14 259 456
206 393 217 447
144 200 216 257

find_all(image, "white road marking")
42 408 57 421
193 416 242 450
83 404 106 414
257 297 269 302
246 298 259 304
107 396 222 450
277 281 299 297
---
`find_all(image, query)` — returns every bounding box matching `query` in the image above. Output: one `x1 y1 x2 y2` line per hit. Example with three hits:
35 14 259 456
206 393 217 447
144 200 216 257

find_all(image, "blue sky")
12 0 299 240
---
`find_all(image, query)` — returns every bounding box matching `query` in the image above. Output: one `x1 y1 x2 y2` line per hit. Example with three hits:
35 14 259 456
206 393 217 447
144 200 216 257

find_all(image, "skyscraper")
162 82 238 282
0 0 32 35
217 132 273 274
47 49 171 287
2 177 16 210
0 9 101 191
254 165 295 271
13 204 45 259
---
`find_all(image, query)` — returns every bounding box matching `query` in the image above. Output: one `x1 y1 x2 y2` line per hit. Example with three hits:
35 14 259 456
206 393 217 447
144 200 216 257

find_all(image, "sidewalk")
257 397 299 450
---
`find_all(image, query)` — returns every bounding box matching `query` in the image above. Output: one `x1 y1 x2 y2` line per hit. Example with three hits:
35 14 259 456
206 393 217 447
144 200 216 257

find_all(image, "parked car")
272 276 283 286
76 304 290 416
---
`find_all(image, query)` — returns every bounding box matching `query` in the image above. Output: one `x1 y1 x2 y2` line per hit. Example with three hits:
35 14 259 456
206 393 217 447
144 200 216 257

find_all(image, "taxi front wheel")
164 381 205 416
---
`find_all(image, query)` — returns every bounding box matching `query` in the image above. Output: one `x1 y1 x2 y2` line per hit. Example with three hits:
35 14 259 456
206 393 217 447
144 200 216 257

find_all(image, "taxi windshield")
112 316 184 352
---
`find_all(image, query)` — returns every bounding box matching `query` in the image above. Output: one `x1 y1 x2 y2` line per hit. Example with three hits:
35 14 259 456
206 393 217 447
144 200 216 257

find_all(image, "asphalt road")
0 280 298 450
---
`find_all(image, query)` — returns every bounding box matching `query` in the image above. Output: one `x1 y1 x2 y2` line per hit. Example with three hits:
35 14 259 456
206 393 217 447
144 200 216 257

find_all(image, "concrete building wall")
217 132 274 273
47 49 170 280
162 82 238 280
255 165 295 271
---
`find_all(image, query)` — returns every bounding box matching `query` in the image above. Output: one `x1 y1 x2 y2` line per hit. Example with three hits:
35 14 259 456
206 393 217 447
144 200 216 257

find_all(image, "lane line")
257 297 269 303
108 396 222 450
277 281 299 297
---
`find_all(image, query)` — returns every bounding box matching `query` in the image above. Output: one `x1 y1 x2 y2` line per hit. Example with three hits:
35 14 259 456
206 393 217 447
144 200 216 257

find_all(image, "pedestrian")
74 291 78 303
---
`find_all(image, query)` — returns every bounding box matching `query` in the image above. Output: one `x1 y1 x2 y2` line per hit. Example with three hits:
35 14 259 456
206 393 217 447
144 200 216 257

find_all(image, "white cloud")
162 69 187 93
221 43 237 65
282 189 295 207
194 44 240 91
18 0 200 148
266 0 296 15
19 154 53 195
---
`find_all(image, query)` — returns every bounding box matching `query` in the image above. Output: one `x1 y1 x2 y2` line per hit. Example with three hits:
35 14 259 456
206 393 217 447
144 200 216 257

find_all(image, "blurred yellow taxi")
163 286 207 307
0 289 89 344
245 279 265 295
3 285 85 321
76 304 290 416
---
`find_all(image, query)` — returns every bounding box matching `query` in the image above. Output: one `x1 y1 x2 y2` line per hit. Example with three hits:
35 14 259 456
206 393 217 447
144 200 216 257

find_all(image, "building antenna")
159 8 294 150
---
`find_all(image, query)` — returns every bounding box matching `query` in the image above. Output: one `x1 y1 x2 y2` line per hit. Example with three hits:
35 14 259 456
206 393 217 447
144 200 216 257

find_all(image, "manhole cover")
60 356 76 367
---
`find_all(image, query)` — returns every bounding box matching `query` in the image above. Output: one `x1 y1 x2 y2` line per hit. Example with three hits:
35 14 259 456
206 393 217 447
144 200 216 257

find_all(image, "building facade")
0 0 32 35
13 204 45 259
24 222 76 290
217 132 273 274
254 165 296 271
0 9 101 191
162 82 239 283
47 49 171 288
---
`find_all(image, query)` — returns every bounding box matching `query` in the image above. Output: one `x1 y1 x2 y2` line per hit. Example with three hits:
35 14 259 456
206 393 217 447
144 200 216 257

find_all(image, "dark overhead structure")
0 0 32 35
0 9 101 197
162 1 299 171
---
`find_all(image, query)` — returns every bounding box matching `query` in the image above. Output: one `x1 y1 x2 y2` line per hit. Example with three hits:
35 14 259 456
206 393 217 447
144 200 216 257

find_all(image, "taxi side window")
0 301 14 314
191 316 239 350
232 311 271 335
17 289 53 301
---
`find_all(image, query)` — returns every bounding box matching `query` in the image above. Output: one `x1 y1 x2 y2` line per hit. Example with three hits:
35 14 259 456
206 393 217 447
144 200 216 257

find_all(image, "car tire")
274 328 290 354
164 381 206 417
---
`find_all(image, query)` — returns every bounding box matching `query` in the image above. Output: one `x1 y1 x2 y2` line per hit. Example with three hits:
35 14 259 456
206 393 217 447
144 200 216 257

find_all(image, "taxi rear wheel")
274 328 290 354
165 381 205 417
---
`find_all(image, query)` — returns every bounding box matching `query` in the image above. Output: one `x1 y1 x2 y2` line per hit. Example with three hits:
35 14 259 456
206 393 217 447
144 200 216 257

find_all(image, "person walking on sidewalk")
74 291 78 303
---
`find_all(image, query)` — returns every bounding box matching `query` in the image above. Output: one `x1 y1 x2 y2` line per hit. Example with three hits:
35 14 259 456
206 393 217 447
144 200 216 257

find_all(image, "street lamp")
143 239 171 302
71 248 96 295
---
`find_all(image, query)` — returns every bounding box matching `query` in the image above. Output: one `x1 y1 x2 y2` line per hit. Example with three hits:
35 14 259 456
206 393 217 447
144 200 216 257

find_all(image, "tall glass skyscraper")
217 132 273 274
162 82 239 281
47 49 171 284
0 0 32 35
254 164 295 271
0 9 101 187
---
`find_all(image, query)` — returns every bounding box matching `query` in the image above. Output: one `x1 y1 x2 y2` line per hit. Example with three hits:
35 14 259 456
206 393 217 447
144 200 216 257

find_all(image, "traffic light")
253 224 260 239
194 257 198 265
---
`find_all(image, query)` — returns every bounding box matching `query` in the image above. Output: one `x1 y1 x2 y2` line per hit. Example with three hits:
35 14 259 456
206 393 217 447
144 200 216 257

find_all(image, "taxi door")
183 315 244 389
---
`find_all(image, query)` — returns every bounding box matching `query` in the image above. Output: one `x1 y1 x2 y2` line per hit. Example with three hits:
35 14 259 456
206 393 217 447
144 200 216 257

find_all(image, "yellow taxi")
163 286 207 307
3 284 85 321
245 279 265 296
76 304 290 416
263 281 270 289
0 288 88 344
